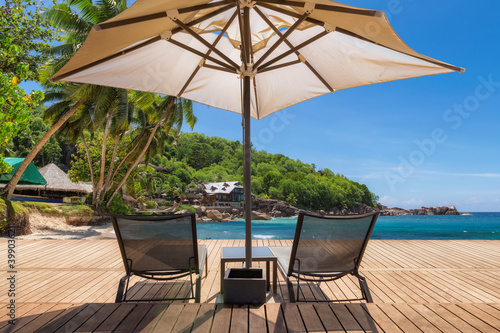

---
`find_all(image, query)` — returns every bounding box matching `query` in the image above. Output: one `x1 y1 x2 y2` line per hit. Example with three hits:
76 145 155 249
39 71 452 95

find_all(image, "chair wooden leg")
115 275 128 303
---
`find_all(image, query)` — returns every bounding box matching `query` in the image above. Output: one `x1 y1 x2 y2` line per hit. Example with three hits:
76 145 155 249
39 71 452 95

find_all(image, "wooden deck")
1 239 499 332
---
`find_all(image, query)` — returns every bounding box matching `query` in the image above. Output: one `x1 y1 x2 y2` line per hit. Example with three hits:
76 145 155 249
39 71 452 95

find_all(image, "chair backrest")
288 211 379 276
111 213 199 275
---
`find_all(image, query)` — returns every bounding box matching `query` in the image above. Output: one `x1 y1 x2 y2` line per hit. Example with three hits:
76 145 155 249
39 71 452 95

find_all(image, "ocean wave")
253 234 274 239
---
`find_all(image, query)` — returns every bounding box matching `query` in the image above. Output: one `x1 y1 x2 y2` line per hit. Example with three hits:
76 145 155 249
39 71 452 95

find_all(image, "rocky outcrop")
192 199 460 221
206 209 232 222
380 205 460 216
248 211 272 220
252 197 298 217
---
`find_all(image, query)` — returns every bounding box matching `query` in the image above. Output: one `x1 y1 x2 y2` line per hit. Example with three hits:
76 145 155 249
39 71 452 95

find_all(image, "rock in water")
244 211 272 220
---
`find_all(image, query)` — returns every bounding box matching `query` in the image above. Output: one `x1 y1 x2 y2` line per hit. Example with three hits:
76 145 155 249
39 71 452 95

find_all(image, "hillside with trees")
146 132 378 211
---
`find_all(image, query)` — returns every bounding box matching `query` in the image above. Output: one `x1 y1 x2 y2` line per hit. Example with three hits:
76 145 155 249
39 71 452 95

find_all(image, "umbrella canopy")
51 0 463 267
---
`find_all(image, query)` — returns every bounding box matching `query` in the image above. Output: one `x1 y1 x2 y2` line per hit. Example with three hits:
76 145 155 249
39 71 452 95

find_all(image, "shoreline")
7 212 499 241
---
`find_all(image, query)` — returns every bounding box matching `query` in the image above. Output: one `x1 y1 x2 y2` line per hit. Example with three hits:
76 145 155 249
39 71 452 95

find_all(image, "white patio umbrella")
51 0 464 268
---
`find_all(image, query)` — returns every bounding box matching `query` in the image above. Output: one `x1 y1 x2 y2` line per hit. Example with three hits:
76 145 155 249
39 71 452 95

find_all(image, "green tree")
0 34 44 174
0 0 128 200
0 0 57 80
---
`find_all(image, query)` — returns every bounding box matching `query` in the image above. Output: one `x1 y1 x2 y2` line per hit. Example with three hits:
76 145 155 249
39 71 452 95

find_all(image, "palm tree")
105 95 196 207
0 0 129 200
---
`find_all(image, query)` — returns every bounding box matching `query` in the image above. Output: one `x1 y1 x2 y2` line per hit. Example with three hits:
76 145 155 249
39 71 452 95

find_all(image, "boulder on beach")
206 209 224 221
250 211 272 220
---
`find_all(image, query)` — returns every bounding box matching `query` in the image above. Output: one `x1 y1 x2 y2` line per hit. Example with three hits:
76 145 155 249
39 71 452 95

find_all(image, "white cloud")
379 195 398 206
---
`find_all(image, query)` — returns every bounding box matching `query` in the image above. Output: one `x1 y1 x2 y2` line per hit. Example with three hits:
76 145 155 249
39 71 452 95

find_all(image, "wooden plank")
75 303 120 332
114 304 153 333
457 304 500 329
230 305 248 333
297 303 325 332
363 304 403 333
329 304 362 333
171 304 200 333
313 303 344 332
249 305 267 333
35 304 88 332
440 303 500 332
265 303 287 333
53 303 105 333
153 303 184 332
394 303 441 332
345 303 382 333
132 304 169 333
282 304 306 332
12 303 67 333
94 303 136 332
408 304 461 332
0 303 43 330
210 305 232 333
374 303 421 332
191 303 216 333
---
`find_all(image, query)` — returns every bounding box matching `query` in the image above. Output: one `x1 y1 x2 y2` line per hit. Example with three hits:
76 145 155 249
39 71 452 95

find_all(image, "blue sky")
21 0 500 212
186 0 500 212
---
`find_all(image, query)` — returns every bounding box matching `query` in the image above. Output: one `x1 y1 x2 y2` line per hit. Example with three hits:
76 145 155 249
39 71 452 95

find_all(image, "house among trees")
202 182 244 208
0 162 92 202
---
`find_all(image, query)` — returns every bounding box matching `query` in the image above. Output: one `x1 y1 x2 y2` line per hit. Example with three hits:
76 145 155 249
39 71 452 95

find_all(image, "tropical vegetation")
0 0 377 217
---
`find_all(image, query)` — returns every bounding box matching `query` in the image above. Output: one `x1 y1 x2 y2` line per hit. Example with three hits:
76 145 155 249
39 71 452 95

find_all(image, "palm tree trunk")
0 99 84 200
80 133 96 205
103 134 121 193
107 131 146 185
94 109 114 206
106 103 173 207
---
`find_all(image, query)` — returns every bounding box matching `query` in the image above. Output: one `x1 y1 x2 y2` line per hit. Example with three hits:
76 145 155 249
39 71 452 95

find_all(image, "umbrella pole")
242 5 252 269
243 72 252 269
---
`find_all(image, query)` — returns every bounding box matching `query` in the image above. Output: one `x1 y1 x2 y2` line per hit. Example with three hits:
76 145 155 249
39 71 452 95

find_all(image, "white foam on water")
253 235 274 239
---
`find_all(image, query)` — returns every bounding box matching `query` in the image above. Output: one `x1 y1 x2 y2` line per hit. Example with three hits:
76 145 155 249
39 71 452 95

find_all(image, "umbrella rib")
50 36 162 82
256 0 379 16
51 5 238 82
258 59 301 73
257 30 329 72
95 1 235 30
166 38 235 72
258 2 464 73
253 75 259 118
254 6 334 92
202 64 237 74
170 18 239 70
170 4 236 35
176 10 238 98
236 2 247 66
253 11 310 69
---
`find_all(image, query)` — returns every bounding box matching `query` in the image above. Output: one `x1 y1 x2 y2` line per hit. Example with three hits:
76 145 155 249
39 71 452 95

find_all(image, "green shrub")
174 205 196 213
146 200 157 209
108 195 130 215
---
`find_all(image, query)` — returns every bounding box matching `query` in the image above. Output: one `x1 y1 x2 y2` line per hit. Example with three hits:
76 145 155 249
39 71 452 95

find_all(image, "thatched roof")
0 163 92 194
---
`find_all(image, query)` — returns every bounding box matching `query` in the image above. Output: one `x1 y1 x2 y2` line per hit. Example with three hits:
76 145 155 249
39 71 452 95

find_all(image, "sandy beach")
14 213 116 240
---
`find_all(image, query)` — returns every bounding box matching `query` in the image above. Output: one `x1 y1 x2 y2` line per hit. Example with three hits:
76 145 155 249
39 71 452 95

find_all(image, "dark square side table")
220 246 277 294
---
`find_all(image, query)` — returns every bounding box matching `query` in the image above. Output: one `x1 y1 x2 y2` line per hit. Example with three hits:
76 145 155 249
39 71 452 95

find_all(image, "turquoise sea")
197 212 500 240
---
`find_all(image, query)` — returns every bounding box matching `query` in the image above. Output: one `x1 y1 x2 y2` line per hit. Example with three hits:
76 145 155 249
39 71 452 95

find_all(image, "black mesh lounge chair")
269 211 379 303
111 213 207 303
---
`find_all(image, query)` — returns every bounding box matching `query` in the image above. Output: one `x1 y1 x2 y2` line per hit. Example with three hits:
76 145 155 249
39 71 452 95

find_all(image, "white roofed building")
202 182 244 207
